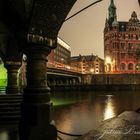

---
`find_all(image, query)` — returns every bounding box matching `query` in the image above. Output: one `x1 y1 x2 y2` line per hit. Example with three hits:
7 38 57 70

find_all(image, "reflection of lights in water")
104 96 115 120
52 99 76 106
57 113 72 140
60 119 72 133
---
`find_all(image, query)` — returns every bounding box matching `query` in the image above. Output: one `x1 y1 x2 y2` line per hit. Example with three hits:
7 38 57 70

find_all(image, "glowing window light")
105 56 111 64
90 68 94 73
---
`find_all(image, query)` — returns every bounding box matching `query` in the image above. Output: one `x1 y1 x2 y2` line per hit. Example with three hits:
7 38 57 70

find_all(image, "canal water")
52 91 140 140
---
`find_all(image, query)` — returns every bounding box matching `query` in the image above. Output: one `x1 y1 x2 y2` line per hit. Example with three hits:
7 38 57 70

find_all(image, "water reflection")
52 91 140 140
104 95 115 120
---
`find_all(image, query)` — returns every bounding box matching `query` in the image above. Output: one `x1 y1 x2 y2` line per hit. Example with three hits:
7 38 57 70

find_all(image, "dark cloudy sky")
59 0 140 59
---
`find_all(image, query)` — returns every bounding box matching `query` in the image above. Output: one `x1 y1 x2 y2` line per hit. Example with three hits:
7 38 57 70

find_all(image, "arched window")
136 63 140 70
39 37 43 41
128 63 133 70
120 63 126 70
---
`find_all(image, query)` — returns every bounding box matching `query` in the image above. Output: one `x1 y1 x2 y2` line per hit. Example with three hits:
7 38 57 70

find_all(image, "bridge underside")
47 72 81 87
0 0 76 140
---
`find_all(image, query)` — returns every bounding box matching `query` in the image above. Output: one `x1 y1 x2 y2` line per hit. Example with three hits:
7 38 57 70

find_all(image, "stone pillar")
72 78 76 85
53 79 56 85
5 61 22 94
60 79 63 85
69 79 72 85
66 79 69 85
19 44 57 140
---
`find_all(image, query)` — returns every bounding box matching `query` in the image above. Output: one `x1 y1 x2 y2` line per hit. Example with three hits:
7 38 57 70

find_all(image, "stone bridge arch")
0 1 78 140
0 0 109 139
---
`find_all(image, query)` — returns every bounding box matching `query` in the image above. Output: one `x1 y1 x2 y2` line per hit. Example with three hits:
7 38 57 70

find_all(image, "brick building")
71 54 104 74
104 0 140 73
48 37 71 68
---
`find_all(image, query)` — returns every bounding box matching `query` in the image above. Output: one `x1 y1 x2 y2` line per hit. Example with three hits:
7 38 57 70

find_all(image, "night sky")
59 0 140 59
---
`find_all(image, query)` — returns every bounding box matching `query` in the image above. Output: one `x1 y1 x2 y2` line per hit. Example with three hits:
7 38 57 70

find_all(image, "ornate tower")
104 0 118 73
104 3 140 74
108 0 117 28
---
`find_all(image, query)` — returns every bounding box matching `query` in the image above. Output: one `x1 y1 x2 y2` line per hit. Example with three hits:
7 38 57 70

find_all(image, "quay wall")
1 74 140 92
50 74 140 91
83 74 140 85
50 84 140 92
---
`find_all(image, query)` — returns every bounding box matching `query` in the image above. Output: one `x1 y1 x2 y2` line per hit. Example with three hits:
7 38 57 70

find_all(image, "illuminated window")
136 63 140 70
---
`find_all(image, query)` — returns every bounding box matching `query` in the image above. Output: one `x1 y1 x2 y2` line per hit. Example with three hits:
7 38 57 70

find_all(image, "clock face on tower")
122 25 124 28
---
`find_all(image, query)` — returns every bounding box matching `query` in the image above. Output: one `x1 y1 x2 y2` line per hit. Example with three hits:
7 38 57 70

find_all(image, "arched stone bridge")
47 67 82 87
0 0 76 140
0 0 139 140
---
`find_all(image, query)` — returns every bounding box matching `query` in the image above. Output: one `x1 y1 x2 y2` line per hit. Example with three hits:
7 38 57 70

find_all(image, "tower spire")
108 0 117 27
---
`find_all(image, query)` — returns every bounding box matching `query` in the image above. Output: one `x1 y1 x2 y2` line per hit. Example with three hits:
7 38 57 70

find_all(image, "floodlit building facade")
104 0 140 73
48 37 71 68
71 54 104 74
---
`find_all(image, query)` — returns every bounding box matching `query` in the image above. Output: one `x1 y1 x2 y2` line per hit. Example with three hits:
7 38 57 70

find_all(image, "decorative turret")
104 18 110 32
108 0 117 27
129 11 139 23
112 18 118 29
104 1 140 74
128 11 140 31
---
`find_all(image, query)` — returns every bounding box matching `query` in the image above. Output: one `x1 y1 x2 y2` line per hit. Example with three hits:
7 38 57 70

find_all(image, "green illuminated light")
52 98 77 107
0 64 7 87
